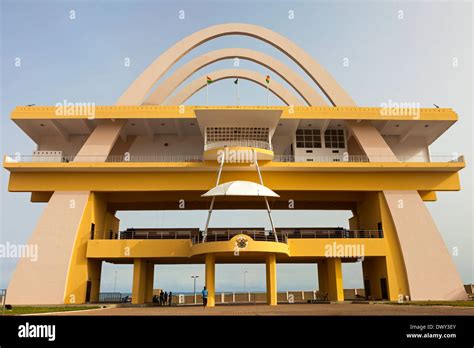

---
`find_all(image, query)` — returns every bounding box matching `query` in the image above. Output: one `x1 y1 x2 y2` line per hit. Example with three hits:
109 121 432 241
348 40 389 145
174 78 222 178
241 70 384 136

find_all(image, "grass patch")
2 306 101 315
387 301 474 307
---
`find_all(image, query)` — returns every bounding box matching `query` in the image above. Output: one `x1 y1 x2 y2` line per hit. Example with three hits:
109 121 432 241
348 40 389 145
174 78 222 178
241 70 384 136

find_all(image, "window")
324 129 345 149
206 127 269 143
295 129 321 148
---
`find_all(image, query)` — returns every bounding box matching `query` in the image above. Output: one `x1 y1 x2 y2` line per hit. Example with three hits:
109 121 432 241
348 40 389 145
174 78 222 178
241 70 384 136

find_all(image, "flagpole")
237 80 240 106
266 84 269 106
206 83 209 106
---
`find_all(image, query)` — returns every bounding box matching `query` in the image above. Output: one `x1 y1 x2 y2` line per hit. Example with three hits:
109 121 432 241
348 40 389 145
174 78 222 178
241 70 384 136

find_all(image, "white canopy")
201 180 279 198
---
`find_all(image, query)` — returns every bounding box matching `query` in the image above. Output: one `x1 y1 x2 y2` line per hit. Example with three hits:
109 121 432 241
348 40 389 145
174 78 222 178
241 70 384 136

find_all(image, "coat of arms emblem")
235 236 248 249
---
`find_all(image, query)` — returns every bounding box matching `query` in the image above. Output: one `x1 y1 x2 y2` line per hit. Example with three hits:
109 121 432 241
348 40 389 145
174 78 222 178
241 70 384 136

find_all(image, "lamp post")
243 270 248 293
191 275 199 304
113 270 118 292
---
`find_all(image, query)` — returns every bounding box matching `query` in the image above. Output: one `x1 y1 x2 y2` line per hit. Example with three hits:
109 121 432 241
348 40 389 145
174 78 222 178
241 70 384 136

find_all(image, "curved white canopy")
202 180 279 198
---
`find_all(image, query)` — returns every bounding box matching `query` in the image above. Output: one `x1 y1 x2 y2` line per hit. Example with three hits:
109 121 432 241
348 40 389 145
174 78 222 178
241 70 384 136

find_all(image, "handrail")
273 154 464 163
117 228 384 243
4 153 463 164
4 154 203 163
119 230 194 240
279 229 384 239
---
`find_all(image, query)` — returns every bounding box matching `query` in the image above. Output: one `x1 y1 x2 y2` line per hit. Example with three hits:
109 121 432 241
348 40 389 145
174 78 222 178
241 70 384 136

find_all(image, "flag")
206 76 213 84
265 75 270 84
234 78 239 84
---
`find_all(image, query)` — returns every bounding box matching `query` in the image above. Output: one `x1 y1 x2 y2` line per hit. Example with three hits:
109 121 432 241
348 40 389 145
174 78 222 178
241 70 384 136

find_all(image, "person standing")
201 286 208 307
164 291 168 306
168 291 173 306
159 290 164 306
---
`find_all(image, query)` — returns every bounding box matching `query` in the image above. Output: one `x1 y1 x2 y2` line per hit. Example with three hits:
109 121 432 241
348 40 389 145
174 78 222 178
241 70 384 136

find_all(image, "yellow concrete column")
317 261 329 296
132 259 147 304
357 192 409 301
205 254 215 307
265 253 277 305
87 260 102 303
145 262 155 303
326 258 344 301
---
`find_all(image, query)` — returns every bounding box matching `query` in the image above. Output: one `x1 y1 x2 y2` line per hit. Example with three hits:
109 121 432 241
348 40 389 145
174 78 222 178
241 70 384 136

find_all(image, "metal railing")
195 229 283 244
4 153 463 164
204 140 273 151
4 154 203 163
273 154 464 163
98 292 123 303
113 228 383 244
279 229 384 239
119 229 197 240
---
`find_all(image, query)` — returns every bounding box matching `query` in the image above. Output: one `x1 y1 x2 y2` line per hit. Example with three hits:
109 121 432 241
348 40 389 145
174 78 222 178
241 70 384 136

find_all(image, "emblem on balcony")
235 236 249 249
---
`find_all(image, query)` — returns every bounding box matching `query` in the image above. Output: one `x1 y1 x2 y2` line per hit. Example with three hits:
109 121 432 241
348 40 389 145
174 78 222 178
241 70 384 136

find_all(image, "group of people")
153 290 173 306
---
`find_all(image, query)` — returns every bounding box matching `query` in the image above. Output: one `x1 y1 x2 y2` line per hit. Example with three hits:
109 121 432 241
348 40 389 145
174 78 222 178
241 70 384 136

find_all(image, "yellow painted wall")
86 238 387 260
8 170 461 192
355 192 409 301
87 239 192 259
64 192 108 304
379 193 410 299
288 239 386 257
104 212 120 239
362 257 388 300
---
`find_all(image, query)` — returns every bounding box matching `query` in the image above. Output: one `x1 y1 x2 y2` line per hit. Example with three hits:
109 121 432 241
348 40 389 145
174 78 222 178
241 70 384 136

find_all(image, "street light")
243 270 248 293
191 275 199 304
113 270 118 292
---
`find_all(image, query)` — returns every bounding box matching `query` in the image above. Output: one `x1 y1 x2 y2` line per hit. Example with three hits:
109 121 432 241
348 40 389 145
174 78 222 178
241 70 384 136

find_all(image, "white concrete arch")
165 68 304 106
144 48 327 106
117 23 355 106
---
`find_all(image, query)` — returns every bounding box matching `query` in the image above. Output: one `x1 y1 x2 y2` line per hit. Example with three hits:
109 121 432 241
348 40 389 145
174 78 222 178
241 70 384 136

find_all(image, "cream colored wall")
6 192 90 305
127 135 204 156
75 121 125 160
347 136 365 156
37 135 88 156
383 191 467 300
346 121 397 160
383 136 429 161
271 135 293 155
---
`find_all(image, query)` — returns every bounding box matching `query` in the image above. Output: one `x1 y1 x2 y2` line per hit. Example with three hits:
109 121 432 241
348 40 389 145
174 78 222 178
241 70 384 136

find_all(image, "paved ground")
51 303 474 316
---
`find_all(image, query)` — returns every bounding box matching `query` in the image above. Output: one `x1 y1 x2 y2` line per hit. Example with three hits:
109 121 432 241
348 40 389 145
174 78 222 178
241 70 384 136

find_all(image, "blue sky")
0 0 472 293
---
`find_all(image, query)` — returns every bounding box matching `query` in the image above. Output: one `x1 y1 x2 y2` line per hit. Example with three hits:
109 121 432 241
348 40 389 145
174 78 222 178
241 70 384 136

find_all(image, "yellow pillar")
265 253 277 305
87 260 102 303
132 259 147 304
205 254 215 307
327 258 344 301
317 261 329 296
145 262 155 303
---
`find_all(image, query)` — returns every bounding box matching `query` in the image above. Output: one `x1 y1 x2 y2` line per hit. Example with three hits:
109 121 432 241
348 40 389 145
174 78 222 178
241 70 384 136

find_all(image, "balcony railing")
4 153 463 164
4 154 203 163
273 154 464 163
197 229 283 244
117 228 384 244
119 228 199 240
278 229 383 239
204 140 273 151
